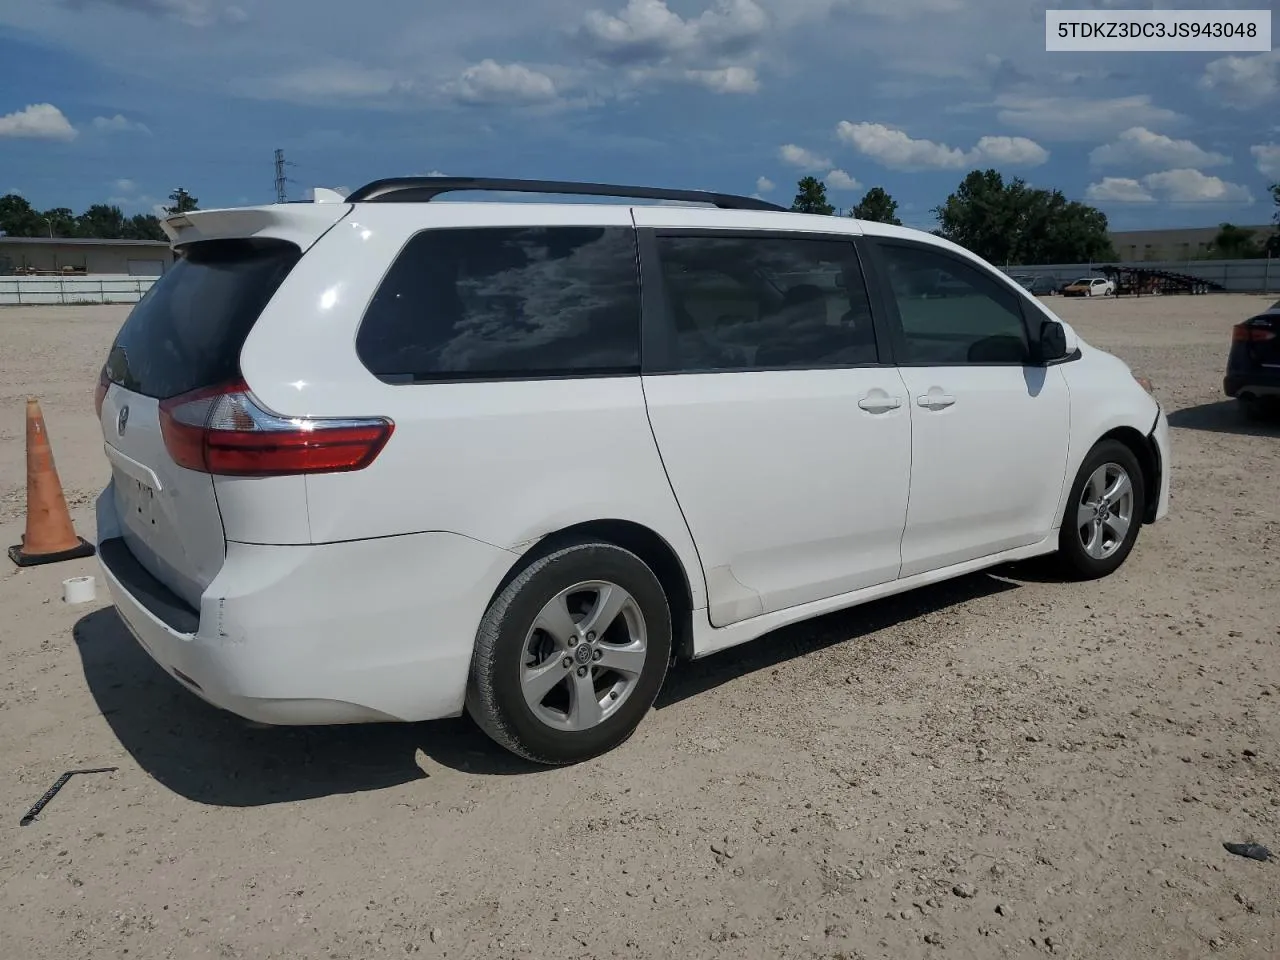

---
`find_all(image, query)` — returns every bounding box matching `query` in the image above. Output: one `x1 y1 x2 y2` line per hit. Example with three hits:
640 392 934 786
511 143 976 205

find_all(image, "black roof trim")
344 176 787 212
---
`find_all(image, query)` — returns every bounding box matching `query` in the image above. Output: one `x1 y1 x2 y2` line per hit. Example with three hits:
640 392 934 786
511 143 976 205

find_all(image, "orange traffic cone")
8 398 95 567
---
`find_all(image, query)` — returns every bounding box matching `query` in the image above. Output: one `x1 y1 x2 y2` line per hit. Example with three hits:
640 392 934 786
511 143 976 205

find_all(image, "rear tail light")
94 366 109 419
1232 322 1276 343
158 381 393 477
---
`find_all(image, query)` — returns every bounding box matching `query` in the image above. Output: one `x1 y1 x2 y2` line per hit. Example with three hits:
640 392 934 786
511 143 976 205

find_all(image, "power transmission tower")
273 148 293 203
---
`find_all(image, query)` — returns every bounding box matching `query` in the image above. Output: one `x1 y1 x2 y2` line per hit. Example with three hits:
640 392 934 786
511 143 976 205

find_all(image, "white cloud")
836 122 1047 170
577 0 768 95
1090 127 1229 170
446 60 559 104
837 123 967 169
779 143 832 171
825 168 860 190
1142 168 1253 204
254 64 409 101
1089 169 1254 205
109 194 167 215
0 103 77 141
57 0 246 27
993 94 1182 142
103 176 170 214
970 135 1048 167
755 175 775 193
685 65 759 93
1251 144 1280 179
579 0 767 65
1085 178 1155 203
1198 51 1279 109
92 113 152 135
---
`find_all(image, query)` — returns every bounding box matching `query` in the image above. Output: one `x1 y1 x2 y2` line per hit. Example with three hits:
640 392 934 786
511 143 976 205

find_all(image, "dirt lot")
0 295 1277 960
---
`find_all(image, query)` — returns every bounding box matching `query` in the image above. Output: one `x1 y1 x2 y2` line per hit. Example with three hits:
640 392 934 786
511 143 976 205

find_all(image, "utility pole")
274 148 288 203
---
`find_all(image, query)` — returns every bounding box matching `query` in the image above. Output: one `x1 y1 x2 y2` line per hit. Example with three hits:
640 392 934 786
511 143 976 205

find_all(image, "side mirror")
1036 320 1069 363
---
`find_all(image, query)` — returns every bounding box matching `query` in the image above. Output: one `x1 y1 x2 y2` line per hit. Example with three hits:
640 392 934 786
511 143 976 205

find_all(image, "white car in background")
93 176 1171 765
1063 276 1116 297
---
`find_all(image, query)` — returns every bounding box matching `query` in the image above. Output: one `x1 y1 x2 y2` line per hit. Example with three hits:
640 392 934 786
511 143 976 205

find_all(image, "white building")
0 236 174 277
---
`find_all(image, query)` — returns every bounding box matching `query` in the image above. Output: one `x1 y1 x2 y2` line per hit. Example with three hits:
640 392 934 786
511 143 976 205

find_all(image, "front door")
636 225 912 626
864 238 1071 578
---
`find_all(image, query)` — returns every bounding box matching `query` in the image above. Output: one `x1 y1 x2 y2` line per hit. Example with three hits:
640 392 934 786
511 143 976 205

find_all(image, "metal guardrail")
0 275 157 306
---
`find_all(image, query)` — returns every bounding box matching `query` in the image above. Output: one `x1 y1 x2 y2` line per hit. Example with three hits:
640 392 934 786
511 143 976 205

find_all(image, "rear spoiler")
161 202 353 251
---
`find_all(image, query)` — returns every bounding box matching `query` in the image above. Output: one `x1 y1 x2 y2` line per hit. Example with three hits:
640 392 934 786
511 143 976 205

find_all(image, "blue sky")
1 0 1277 232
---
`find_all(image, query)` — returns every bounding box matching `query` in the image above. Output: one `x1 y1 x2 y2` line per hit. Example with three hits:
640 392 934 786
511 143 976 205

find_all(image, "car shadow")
76 570 1026 803
658 570 1020 709
72 607 538 807
1167 400 1279 438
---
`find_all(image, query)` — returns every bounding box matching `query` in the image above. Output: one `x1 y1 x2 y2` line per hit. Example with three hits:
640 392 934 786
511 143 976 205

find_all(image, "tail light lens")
94 366 110 419
158 381 393 477
1232 322 1276 343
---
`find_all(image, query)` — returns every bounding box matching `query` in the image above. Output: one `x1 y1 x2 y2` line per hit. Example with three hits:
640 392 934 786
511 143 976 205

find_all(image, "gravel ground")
0 295 1277 960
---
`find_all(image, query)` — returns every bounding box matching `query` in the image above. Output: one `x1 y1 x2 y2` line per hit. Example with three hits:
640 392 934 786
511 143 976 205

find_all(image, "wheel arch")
488 519 697 663
1096 425 1161 524
1059 426 1160 530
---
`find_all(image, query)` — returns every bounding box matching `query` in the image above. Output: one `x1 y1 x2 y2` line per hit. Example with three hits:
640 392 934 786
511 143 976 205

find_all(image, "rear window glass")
104 238 300 399
355 226 641 382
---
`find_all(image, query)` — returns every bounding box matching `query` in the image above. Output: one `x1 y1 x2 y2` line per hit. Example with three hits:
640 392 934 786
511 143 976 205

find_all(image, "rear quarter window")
355 226 641 382
104 238 301 399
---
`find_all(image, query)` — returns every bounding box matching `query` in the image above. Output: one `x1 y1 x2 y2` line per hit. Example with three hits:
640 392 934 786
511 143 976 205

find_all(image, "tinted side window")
650 235 878 373
104 238 301 399
356 226 640 382
876 243 1029 365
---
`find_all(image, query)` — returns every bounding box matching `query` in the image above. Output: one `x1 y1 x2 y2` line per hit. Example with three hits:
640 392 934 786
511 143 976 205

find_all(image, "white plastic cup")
63 576 96 605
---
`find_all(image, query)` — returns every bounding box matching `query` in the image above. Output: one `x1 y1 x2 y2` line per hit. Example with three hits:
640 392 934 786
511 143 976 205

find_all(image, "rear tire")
1239 396 1280 423
1055 440 1146 581
466 541 672 765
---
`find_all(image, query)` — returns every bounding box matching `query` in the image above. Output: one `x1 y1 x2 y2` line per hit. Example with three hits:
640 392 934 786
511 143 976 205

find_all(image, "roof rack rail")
343 176 787 212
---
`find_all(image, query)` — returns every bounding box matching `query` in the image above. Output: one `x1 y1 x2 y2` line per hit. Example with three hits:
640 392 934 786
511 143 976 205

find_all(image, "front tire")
1056 440 1146 580
466 541 672 765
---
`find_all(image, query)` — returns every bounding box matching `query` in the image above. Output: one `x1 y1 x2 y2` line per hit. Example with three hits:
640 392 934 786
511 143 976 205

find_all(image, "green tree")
124 213 166 241
1 194 170 241
76 203 128 239
41 206 77 238
0 194 44 237
850 186 902 225
934 169 1115 265
163 187 199 215
1209 222 1260 259
791 176 834 216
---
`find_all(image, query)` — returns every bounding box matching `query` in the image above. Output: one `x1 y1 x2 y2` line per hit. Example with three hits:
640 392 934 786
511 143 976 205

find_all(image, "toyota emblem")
117 405 129 435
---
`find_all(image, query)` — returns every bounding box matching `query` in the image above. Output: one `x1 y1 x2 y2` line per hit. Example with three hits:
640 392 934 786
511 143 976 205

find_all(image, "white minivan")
93 177 1171 764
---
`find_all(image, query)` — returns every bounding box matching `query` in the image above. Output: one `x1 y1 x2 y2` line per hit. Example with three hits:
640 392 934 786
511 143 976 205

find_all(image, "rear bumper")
95 487 518 725
1224 369 1280 399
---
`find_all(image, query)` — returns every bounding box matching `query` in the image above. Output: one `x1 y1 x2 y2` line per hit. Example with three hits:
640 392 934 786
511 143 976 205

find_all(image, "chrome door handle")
858 395 903 413
917 394 956 410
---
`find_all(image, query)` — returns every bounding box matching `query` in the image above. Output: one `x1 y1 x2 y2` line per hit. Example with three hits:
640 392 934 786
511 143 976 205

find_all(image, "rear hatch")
97 236 304 609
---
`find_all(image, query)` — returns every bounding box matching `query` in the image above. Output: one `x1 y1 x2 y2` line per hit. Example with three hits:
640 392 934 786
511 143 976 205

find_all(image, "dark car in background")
1224 303 1280 420
1014 275 1059 296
